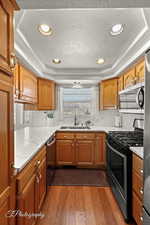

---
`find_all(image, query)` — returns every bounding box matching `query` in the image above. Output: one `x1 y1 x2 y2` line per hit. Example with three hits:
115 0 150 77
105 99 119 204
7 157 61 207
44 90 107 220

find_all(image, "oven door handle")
106 140 126 158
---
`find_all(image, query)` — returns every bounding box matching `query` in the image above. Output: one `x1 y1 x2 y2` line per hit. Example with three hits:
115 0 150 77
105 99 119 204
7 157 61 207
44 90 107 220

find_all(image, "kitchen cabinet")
16 146 46 225
56 132 105 167
38 78 56 110
76 140 95 166
95 133 106 167
100 78 118 110
17 175 36 225
0 0 18 76
132 153 143 225
35 157 46 213
56 140 75 165
123 67 136 89
19 64 37 104
136 59 145 84
0 1 18 225
118 75 124 92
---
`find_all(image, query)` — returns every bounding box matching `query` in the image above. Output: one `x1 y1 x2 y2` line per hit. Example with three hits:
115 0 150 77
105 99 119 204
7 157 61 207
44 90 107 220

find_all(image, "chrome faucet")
74 113 78 126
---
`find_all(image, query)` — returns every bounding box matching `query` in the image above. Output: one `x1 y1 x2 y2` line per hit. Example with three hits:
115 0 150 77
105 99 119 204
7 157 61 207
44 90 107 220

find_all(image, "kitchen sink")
60 126 91 130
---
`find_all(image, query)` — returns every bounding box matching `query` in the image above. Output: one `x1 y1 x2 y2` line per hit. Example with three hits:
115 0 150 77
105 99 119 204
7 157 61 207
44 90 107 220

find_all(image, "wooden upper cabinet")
38 78 56 110
118 75 124 92
135 59 145 83
19 65 37 104
124 67 136 89
0 0 14 76
100 78 118 110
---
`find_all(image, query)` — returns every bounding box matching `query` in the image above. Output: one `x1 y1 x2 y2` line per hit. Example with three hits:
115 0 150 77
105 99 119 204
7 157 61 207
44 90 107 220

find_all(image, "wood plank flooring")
37 186 135 225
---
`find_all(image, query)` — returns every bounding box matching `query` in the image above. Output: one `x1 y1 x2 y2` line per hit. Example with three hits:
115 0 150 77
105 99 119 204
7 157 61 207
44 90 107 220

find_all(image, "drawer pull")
140 216 143 222
37 160 41 165
64 136 67 138
140 169 143 175
140 188 143 195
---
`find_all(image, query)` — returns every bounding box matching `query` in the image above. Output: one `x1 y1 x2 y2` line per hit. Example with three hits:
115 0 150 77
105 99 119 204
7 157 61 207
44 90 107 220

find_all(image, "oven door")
106 140 127 200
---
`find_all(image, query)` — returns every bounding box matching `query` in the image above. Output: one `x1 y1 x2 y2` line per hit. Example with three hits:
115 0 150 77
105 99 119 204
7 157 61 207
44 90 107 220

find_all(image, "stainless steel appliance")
46 135 56 185
106 129 143 222
143 50 150 224
119 85 144 110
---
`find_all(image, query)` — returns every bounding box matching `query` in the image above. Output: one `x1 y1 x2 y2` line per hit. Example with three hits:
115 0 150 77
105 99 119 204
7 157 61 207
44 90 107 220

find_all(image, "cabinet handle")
10 52 17 69
64 136 67 138
140 169 143 175
36 176 40 183
10 162 18 176
140 216 143 222
140 188 143 195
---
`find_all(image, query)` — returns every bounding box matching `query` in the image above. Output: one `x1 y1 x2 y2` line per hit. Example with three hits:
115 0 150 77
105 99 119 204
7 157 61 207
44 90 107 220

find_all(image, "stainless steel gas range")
106 128 143 223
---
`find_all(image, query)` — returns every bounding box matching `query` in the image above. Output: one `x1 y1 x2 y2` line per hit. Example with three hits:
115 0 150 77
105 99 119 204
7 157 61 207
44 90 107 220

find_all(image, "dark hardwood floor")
37 186 135 225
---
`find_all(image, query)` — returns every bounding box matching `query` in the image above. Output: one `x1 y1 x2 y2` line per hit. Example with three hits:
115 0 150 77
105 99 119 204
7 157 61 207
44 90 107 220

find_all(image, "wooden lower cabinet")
56 132 105 167
95 133 106 167
76 140 94 166
132 153 143 225
35 158 46 213
56 140 75 165
17 175 36 225
16 146 46 225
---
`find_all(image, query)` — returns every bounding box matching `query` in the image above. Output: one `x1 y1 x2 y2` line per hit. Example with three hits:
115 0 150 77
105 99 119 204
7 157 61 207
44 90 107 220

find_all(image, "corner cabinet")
38 78 56 110
100 78 118 110
0 1 19 225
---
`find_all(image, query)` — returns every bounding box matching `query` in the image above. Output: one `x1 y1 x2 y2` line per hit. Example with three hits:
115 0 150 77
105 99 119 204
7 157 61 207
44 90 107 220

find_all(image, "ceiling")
16 0 150 9
14 8 150 85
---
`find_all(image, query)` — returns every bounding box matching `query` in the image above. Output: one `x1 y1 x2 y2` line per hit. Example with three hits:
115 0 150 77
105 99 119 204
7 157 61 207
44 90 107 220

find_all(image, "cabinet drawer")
76 133 95 140
133 154 143 177
132 191 143 225
132 170 143 200
56 132 74 140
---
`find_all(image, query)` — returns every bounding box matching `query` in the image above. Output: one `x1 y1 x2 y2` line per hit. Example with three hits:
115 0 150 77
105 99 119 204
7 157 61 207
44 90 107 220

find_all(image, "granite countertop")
14 125 143 172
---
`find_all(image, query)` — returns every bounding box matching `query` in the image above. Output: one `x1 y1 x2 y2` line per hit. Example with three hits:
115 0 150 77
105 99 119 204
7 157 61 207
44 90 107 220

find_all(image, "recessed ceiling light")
38 24 53 36
96 58 105 64
111 24 123 36
52 58 61 64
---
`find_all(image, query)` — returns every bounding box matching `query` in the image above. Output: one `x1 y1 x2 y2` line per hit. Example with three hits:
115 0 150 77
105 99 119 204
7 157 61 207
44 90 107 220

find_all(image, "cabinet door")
17 175 36 225
38 78 56 110
35 158 46 213
0 74 15 225
118 75 124 92
56 140 75 165
19 65 37 104
136 59 145 83
0 0 14 76
124 67 136 88
95 133 106 167
100 78 118 110
76 140 94 166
